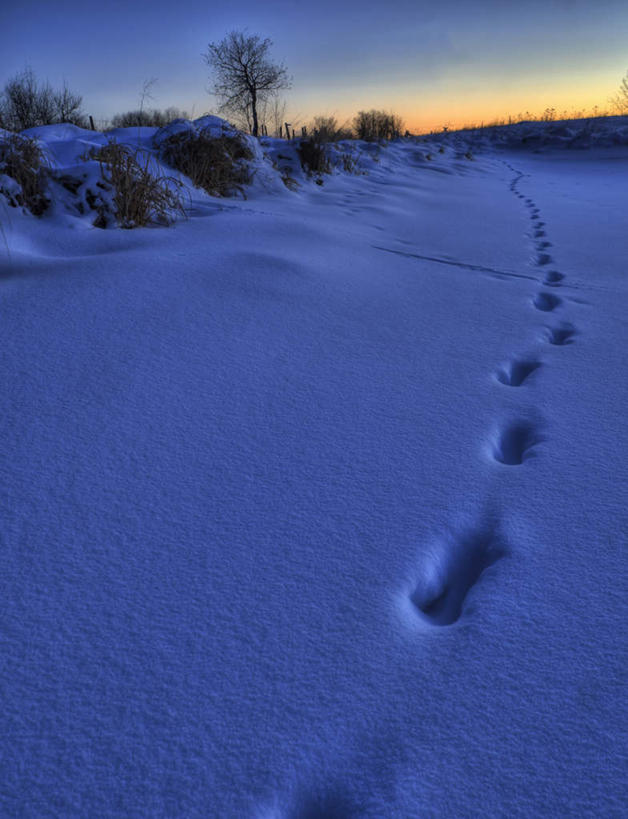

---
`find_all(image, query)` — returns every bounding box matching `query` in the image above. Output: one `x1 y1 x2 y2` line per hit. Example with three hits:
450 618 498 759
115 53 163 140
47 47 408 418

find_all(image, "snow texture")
0 118 626 817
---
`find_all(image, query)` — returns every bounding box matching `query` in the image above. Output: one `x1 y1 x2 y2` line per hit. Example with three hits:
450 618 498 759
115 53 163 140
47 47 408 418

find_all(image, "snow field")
0 121 626 816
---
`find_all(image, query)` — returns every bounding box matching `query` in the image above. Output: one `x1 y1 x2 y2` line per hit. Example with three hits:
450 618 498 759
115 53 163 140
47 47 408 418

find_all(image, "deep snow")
0 120 626 817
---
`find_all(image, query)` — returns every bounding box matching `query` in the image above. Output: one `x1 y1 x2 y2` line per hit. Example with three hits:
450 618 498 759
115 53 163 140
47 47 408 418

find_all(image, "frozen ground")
0 121 627 816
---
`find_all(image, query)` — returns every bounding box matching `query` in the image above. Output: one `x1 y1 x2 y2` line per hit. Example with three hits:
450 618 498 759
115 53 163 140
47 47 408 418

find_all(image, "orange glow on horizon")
290 68 621 135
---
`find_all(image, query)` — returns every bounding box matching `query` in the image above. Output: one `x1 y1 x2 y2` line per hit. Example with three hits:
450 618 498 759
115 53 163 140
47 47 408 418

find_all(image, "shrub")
0 68 84 131
91 141 185 228
298 138 331 176
353 109 403 141
110 107 190 129
309 115 352 143
159 130 253 197
0 133 49 214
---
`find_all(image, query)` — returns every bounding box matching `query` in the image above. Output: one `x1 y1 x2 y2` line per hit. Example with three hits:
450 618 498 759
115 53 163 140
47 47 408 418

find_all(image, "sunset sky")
2 0 627 132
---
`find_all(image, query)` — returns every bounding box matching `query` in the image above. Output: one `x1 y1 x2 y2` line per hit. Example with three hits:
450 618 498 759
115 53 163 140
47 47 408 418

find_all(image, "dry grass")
92 140 185 228
159 131 253 197
449 106 613 134
0 134 49 215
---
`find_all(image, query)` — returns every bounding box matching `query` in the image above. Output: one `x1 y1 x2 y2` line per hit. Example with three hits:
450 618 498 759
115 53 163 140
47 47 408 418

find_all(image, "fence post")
284 122 291 140
302 126 307 138
89 115 95 131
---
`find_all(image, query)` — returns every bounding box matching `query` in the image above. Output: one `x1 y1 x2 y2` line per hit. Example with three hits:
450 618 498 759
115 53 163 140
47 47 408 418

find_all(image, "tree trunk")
251 89 259 137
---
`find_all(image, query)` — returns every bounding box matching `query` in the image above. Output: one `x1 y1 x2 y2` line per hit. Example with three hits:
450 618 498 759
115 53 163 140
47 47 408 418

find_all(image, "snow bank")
424 115 628 153
1 113 627 229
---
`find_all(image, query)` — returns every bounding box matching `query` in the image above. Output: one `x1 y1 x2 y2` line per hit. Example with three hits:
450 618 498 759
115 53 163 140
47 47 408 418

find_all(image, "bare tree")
53 82 84 125
203 30 291 137
0 68 84 131
611 70 628 114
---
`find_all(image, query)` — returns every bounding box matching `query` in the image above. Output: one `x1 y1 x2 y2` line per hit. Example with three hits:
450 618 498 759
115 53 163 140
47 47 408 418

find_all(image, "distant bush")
110 107 190 129
611 70 628 114
353 109 403 141
0 133 49 214
159 130 253 197
0 68 85 131
90 141 185 228
309 115 352 143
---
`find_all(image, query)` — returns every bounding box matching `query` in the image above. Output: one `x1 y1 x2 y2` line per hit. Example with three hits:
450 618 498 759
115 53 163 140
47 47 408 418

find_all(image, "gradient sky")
2 0 627 132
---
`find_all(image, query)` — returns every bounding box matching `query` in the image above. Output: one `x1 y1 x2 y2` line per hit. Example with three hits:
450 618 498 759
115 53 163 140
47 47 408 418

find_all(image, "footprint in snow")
409 527 506 626
288 789 358 819
495 358 542 387
544 270 564 286
545 322 576 346
490 420 544 465
536 252 553 267
534 291 561 312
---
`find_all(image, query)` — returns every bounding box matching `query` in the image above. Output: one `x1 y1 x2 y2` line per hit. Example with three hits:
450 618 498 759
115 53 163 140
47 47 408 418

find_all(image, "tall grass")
0 133 49 215
440 105 613 134
92 141 185 228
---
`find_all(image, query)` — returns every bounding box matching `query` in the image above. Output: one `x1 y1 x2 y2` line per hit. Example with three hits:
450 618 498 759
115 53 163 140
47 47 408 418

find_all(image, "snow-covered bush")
158 127 253 197
0 133 49 215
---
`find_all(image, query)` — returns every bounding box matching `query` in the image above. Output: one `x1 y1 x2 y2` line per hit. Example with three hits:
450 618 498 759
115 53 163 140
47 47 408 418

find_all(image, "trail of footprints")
296 165 580 809
406 161 578 627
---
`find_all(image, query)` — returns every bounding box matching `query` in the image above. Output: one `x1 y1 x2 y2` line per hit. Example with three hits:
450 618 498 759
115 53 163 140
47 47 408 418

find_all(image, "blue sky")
2 0 627 130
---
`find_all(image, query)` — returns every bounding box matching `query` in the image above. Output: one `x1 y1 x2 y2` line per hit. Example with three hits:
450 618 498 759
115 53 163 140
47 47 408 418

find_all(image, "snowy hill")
0 118 626 816
425 114 628 151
